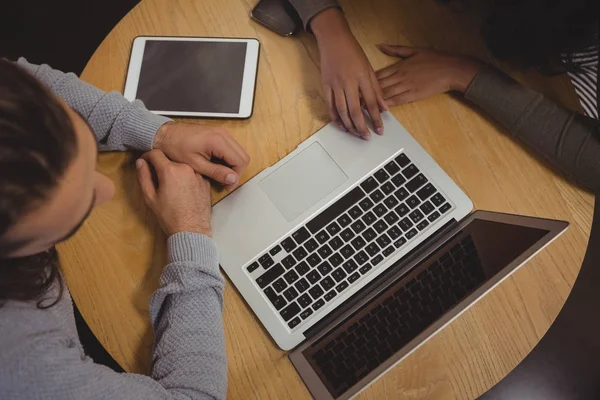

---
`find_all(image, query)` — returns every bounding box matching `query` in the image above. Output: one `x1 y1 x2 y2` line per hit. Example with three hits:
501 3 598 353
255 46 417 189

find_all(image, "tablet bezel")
124 36 260 119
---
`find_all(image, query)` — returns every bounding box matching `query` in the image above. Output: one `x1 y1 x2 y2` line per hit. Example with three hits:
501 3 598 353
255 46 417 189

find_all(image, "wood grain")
59 0 593 398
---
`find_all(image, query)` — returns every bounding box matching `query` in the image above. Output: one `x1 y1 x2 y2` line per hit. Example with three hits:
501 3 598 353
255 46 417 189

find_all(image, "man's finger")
221 133 251 176
135 158 157 205
378 44 419 59
387 91 419 107
192 156 240 186
325 87 346 132
209 136 248 182
382 82 411 100
334 87 356 134
378 70 405 89
345 85 369 138
375 62 401 80
360 81 384 135
140 150 171 176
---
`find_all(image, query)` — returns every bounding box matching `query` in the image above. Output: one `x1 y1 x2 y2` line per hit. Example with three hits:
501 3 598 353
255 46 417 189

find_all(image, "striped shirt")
564 47 599 119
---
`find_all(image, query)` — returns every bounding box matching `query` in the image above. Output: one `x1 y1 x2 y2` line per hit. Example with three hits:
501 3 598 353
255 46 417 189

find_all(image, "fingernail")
135 159 143 169
225 174 237 185
376 127 384 135
362 134 371 141
338 123 348 132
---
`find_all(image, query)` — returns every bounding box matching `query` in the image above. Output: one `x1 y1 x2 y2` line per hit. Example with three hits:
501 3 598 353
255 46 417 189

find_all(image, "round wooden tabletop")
59 0 594 398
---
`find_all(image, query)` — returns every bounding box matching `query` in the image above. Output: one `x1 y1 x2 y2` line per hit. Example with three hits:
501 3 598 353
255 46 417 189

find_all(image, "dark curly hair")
439 0 599 72
0 60 77 308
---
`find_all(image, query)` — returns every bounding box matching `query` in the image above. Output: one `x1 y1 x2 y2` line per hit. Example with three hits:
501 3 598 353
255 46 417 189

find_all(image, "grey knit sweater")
0 59 228 400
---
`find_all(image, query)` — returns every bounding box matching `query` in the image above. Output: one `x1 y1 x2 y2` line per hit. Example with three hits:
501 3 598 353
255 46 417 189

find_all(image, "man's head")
0 60 114 304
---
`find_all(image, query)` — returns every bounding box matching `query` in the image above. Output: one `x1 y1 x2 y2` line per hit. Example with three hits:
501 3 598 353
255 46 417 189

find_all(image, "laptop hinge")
302 218 459 341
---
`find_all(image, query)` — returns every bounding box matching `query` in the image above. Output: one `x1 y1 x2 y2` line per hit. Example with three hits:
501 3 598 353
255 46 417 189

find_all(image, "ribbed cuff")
167 232 219 266
119 101 172 151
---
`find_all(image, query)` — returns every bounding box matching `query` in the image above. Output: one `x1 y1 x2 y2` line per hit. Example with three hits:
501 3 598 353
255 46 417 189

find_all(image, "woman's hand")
376 44 482 106
311 9 388 140
152 122 250 190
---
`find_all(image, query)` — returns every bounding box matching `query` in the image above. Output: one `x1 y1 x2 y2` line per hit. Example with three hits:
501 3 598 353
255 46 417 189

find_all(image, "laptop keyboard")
306 235 484 396
248 153 454 329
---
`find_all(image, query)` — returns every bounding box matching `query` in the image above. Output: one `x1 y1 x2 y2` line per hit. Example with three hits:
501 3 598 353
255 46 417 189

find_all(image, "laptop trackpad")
259 142 348 222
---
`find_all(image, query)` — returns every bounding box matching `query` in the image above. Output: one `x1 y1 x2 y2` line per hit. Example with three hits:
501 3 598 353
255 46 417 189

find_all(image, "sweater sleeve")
287 0 340 30
16 58 171 152
464 66 600 192
0 233 227 400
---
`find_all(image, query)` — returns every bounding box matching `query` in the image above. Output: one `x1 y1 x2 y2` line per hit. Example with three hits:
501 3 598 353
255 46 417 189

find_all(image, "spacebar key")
306 186 365 234
256 264 285 288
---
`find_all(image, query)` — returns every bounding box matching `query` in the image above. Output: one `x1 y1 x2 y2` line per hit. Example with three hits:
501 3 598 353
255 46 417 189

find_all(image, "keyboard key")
399 218 413 231
374 169 390 183
351 236 366 250
349 205 363 219
440 203 452 213
324 290 337 301
280 302 301 321
292 247 307 261
394 202 410 217
336 281 349 293
409 210 425 223
284 270 300 284
259 254 274 268
402 164 419 179
384 160 401 175
363 227 377 242
417 183 436 200
366 242 380 257
273 278 287 293
354 250 369 265
374 220 388 234
370 189 384 203
321 276 336 290
431 193 446 207
292 227 311 244
359 263 372 274
317 261 333 276
312 299 326 311
288 317 301 328
381 182 395 195
307 253 322 267
281 237 297 252
362 211 377 225
256 264 285 288
307 186 365 233
330 236 344 250
329 252 344 267
360 176 378 193
300 308 313 319
307 270 321 284
247 262 259 273
394 237 407 248
295 278 310 293
297 294 313 308
342 260 358 273
338 213 352 227
384 211 400 225
264 286 279 302
305 238 319 253
309 285 325 300
295 261 310 276
406 229 418 239
326 222 341 236
428 211 441 222
406 195 421 209
391 173 406 187
269 245 282 256
420 201 435 215
373 204 387 218
406 174 427 192
395 187 409 201
317 244 333 259
359 197 374 211
332 267 347 282
371 254 384 266
283 287 299 301
395 153 411 167
316 230 330 244
376 234 391 248
384 196 399 209
383 246 395 257
340 244 355 258
417 220 430 231
348 272 360 283
351 220 366 234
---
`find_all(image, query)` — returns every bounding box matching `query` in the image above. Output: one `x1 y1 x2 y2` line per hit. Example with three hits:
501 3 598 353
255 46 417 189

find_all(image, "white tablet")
124 36 260 119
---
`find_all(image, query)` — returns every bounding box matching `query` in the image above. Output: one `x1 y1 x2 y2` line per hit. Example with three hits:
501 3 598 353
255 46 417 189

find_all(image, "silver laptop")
212 112 567 399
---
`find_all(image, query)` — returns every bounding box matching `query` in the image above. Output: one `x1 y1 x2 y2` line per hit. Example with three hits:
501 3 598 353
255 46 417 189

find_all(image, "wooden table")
59 0 594 398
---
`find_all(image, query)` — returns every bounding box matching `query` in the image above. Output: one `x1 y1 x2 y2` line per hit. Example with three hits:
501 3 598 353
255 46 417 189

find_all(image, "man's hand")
376 45 481 106
136 150 212 237
153 122 250 189
311 8 388 140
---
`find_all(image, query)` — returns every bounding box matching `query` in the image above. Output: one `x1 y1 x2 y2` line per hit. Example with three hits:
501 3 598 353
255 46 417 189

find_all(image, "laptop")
212 112 568 399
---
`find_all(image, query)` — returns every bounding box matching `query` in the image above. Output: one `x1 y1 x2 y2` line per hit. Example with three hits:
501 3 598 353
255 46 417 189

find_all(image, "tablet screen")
136 40 248 113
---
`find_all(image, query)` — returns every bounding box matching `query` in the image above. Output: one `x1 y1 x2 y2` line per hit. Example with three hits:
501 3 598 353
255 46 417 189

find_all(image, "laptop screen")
299 218 549 398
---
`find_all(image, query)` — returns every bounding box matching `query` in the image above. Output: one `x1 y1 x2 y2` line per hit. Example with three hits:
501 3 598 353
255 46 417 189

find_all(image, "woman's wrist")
450 59 482 93
310 8 351 43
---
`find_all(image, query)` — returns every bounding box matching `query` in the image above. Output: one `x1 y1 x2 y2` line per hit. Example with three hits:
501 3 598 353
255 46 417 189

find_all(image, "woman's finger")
334 87 356 134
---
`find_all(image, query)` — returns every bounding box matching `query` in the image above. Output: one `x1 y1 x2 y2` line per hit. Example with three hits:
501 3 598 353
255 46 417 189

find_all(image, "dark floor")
2 0 141 371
